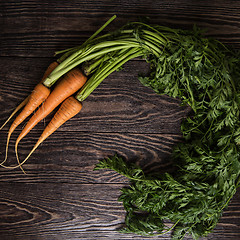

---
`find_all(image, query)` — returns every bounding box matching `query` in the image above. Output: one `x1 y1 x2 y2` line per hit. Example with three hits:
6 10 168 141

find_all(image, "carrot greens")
94 22 240 239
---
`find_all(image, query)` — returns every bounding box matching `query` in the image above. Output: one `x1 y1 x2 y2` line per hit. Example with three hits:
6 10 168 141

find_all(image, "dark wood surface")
0 1 240 239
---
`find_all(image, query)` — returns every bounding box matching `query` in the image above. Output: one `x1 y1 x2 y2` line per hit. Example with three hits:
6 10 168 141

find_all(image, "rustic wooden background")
0 1 240 239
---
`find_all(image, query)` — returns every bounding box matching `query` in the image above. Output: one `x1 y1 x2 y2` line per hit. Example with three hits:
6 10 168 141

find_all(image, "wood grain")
0 130 181 183
0 183 239 240
0 1 240 239
1 0 240 57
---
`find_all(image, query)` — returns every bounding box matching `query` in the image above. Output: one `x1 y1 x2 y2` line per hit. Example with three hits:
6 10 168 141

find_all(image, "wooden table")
0 1 239 239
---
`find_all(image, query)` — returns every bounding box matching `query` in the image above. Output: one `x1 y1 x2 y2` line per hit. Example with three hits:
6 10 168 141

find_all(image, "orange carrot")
0 96 30 131
1 83 50 169
0 61 58 167
41 61 59 83
13 96 83 168
15 68 86 150
0 61 59 131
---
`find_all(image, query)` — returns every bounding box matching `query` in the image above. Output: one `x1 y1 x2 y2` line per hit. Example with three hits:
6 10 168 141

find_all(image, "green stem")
85 48 130 85
142 29 167 46
130 22 170 42
55 30 134 59
85 15 117 44
141 35 163 57
56 15 117 61
45 24 168 89
63 38 141 67
83 56 106 76
48 38 140 73
44 44 138 87
76 48 143 101
157 219 180 236
57 31 134 66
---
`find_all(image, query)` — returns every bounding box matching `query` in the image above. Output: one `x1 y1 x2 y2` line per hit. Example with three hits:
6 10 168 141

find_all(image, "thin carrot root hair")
6 96 83 171
0 61 59 169
0 97 29 131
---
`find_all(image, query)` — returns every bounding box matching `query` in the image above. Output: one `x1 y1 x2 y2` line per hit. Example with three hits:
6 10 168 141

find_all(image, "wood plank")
1 0 240 57
0 130 181 183
0 183 239 240
0 57 190 134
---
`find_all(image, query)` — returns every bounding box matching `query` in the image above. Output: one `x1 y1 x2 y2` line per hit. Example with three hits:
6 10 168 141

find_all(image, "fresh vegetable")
9 83 50 144
0 61 59 167
16 68 86 144
2 17 162 169
7 46 144 170
12 68 87 173
15 96 83 169
0 15 118 167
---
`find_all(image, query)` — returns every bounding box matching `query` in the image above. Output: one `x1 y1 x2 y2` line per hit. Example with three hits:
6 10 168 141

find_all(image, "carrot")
41 61 60 83
1 16 119 171
13 96 83 169
0 61 59 167
5 49 141 171
14 68 86 165
0 61 59 131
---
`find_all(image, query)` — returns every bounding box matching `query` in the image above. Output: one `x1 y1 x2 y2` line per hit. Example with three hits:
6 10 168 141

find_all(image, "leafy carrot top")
95 23 240 239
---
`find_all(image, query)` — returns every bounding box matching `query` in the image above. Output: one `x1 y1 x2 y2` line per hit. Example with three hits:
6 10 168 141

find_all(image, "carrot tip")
15 140 26 174
0 141 40 173
0 96 29 131
0 132 12 167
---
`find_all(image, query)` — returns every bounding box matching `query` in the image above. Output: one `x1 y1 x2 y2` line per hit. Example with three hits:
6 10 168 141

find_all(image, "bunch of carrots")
0 16 169 173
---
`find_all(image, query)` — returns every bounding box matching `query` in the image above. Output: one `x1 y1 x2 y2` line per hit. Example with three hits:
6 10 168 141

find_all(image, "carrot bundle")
0 16 118 168
3 47 144 171
0 61 58 166
16 68 86 145
1 16 170 171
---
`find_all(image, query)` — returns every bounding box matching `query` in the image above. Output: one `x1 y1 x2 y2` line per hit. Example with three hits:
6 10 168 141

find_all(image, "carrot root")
15 140 26 174
0 61 58 132
9 96 82 171
0 132 12 167
0 96 29 131
0 61 58 169
38 96 83 143
16 68 86 144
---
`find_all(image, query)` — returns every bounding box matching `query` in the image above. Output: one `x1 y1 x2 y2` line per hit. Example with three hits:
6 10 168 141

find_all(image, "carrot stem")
58 38 139 67
56 15 117 59
76 48 143 101
83 15 117 46
44 43 139 87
